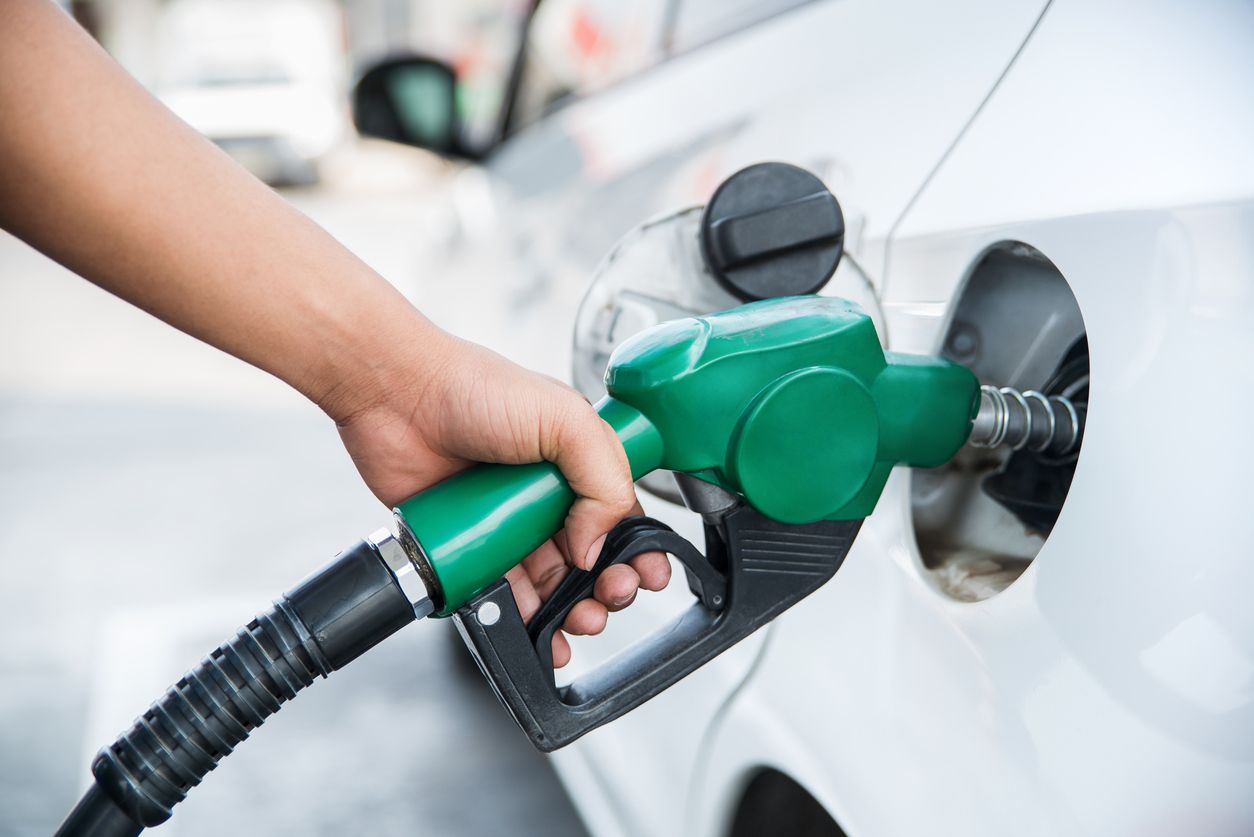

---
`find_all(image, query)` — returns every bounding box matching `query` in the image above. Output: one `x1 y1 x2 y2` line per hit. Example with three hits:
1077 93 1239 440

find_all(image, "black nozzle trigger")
527 517 726 670
453 504 861 752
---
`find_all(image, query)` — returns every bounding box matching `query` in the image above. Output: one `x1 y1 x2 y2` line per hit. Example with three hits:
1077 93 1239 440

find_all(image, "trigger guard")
453 505 862 752
527 516 726 671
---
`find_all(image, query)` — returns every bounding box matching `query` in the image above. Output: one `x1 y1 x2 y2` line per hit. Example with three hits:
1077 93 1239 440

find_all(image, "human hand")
328 330 671 668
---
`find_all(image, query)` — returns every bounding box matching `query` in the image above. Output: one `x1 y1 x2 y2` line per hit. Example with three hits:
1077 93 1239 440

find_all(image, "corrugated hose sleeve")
54 538 418 836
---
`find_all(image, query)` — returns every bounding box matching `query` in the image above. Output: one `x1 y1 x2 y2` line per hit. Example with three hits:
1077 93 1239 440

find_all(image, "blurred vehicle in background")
351 1 1254 836
155 0 344 185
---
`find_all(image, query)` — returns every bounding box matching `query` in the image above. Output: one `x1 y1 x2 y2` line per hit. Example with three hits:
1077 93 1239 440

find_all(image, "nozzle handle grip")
396 398 664 615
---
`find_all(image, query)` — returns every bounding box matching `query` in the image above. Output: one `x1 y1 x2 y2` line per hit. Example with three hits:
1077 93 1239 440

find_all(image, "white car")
355 1 1254 835
156 0 344 185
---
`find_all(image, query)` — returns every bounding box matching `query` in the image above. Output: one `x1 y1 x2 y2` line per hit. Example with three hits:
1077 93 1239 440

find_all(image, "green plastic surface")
398 296 978 614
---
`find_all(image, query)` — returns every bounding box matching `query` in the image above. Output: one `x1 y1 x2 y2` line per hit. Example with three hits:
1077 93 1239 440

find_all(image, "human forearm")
0 0 436 418
0 1 670 657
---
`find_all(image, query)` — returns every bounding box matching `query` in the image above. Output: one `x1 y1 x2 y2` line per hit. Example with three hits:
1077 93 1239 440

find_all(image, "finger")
630 550 672 591
542 396 638 571
551 630 571 669
593 563 641 612
505 565 542 623
562 598 608 636
521 539 570 600
552 528 573 562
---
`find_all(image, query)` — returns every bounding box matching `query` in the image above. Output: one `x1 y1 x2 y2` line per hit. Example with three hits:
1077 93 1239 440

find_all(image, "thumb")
543 398 638 570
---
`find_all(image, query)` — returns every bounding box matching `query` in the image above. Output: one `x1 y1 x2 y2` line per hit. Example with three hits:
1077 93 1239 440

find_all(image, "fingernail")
583 534 607 570
612 591 637 608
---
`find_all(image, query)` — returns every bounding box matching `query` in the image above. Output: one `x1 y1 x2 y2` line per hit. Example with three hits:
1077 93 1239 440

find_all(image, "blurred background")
4 3 1243 835
0 0 695 833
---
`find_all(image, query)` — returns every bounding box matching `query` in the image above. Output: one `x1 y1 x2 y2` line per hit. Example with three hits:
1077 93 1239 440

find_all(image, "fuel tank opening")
911 242 1088 602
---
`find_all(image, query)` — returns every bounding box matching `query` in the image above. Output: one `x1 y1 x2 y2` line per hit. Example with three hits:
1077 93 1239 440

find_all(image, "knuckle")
609 485 636 516
549 392 596 445
566 394 600 431
546 393 637 513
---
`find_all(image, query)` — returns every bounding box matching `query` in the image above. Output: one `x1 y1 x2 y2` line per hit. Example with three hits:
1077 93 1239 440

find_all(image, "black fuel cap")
699 162 844 301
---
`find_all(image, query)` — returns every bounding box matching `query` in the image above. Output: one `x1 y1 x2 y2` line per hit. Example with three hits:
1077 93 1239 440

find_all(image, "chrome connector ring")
368 526 436 620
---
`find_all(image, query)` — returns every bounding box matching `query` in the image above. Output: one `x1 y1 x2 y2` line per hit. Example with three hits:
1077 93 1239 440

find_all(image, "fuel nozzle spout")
968 385 1085 456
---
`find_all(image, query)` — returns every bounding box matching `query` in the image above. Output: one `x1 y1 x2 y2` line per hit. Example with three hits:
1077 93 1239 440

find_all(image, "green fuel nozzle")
56 162 1091 834
61 285 1086 832
60 295 982 836
398 295 978 616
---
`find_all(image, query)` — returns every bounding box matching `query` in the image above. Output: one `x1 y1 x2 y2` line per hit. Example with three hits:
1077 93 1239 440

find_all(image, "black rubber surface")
56 539 416 833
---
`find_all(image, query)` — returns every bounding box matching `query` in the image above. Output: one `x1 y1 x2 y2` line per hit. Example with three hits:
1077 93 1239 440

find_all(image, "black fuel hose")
55 538 420 836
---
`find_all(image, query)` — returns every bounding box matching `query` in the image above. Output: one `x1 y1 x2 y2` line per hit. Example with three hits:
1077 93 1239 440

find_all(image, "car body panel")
478 0 1049 308
687 2 1254 836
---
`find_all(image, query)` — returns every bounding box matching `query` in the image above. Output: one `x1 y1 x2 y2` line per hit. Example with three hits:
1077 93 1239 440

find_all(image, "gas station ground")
0 144 590 836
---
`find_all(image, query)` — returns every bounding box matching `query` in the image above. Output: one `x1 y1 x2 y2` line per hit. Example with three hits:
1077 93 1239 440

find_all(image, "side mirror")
352 56 480 161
